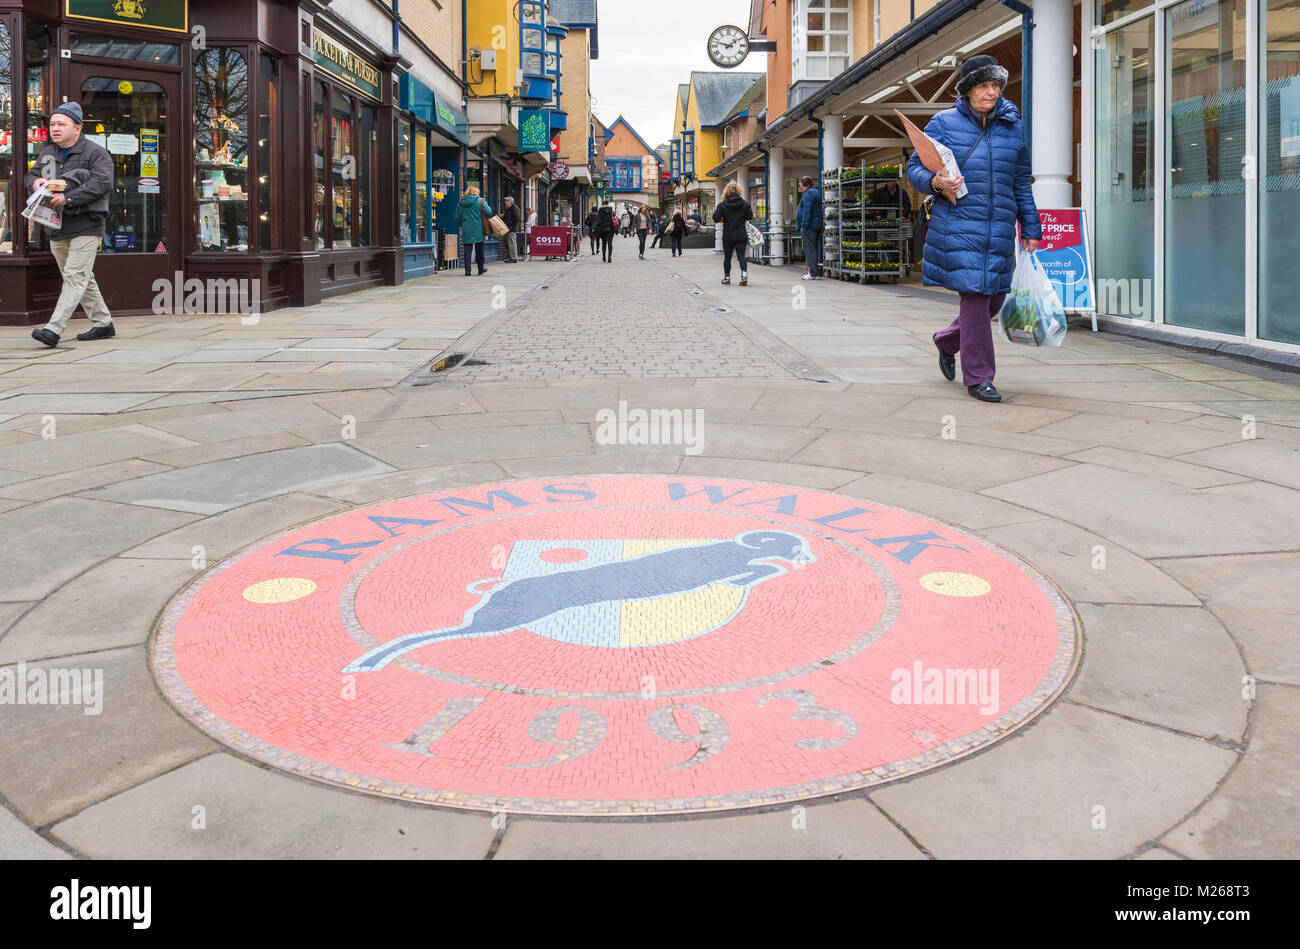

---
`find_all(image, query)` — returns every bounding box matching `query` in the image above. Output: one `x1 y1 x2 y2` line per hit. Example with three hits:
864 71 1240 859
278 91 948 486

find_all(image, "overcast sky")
589 1 755 148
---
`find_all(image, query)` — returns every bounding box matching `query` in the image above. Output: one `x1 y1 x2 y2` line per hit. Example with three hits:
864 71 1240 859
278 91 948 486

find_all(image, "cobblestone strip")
407 253 832 384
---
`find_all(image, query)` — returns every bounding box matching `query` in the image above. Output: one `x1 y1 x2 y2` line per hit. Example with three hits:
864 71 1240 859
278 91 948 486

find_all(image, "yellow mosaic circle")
919 572 991 597
242 578 318 604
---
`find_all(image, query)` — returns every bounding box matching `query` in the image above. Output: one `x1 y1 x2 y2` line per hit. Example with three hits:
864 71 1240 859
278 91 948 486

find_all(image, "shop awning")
399 73 470 144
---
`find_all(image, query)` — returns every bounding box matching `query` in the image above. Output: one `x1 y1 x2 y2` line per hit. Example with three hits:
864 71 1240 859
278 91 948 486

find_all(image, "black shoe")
76 324 116 341
722 275 730 285
478 269 487 275
935 339 956 381
967 382 1001 403
31 328 59 347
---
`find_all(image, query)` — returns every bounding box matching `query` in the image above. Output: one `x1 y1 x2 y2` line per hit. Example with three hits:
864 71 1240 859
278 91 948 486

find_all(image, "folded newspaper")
22 185 62 230
897 111 968 203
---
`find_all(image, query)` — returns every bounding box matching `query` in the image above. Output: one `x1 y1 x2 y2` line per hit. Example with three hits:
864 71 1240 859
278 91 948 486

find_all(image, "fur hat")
957 55 1009 98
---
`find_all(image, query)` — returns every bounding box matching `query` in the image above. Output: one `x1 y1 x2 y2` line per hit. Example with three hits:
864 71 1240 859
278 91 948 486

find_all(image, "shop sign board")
1023 209 1095 312
139 154 159 177
519 110 550 152
141 128 159 154
529 225 569 257
551 161 569 180
312 29 381 101
67 0 188 33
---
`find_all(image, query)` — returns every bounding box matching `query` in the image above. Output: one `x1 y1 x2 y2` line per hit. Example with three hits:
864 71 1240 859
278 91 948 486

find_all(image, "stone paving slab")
0 498 196 602
0 647 216 825
85 444 395 515
0 806 72 860
494 799 926 859
1161 685 1300 859
50 753 498 860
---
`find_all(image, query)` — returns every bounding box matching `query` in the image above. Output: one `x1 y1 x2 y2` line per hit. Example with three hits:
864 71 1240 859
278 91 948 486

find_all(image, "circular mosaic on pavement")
152 476 1079 815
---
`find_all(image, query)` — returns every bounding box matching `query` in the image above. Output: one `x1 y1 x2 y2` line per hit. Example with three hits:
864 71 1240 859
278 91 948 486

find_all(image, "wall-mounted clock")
707 25 749 69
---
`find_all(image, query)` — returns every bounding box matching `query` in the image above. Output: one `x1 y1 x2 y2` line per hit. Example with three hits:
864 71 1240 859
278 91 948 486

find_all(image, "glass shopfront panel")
80 76 167 253
25 23 50 251
313 79 325 248
1165 0 1246 336
195 48 249 252
331 91 353 248
358 102 374 247
1 21 11 253
414 128 428 242
258 53 277 252
1096 16 1156 318
398 121 411 242
1259 0 1300 344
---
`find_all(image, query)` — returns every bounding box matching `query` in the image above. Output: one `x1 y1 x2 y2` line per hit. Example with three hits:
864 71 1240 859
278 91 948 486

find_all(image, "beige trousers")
47 235 113 336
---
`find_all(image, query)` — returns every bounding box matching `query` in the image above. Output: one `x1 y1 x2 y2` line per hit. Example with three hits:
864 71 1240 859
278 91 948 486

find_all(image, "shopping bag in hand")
745 222 764 248
997 251 1068 347
22 185 62 230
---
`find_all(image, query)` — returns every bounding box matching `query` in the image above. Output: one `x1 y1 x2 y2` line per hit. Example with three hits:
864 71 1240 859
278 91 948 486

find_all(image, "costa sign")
529 225 569 257
551 161 569 180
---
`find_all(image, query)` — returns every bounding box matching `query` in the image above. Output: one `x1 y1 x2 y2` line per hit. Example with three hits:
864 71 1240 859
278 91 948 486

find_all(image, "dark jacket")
794 186 822 231
597 205 617 236
455 194 492 244
712 194 754 243
905 95 1041 295
502 203 520 232
585 210 600 235
25 135 115 239
670 213 686 236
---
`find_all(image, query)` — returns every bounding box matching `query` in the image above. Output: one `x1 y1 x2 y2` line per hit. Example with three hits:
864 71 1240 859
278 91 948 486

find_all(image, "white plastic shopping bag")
997 251 1067 347
745 221 764 248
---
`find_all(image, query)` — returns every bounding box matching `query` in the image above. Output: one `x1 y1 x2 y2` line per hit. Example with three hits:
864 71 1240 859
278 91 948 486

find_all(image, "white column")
714 179 725 252
737 172 750 203
769 147 786 266
822 113 845 173
1031 0 1075 210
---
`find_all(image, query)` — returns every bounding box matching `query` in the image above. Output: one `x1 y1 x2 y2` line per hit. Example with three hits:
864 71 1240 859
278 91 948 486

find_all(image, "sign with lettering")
519 110 550 152
312 29 381 101
529 225 568 257
66 0 188 33
1024 208 1095 312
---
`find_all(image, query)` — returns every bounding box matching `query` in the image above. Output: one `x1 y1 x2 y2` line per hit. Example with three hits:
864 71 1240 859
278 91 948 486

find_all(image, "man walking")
795 176 823 280
25 102 115 346
501 196 521 263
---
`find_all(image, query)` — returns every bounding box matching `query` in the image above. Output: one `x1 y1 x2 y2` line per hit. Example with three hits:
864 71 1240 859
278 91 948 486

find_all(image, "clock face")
708 25 749 68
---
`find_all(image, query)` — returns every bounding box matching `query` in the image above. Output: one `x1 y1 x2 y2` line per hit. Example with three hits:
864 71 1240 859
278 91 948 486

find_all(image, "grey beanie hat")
956 55 1009 98
52 101 84 125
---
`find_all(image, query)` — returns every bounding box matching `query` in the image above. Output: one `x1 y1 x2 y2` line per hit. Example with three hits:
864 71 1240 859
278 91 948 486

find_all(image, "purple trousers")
934 292 1007 387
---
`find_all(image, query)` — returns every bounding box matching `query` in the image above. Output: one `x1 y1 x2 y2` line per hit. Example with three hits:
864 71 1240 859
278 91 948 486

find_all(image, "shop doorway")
67 64 181 311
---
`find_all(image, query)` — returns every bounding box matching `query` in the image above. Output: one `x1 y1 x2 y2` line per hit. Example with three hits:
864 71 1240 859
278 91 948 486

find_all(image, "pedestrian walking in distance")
455 185 492 276
669 210 686 257
586 203 600 256
25 102 115 347
795 175 823 280
650 212 667 250
501 196 521 263
620 208 633 238
907 54 1041 403
713 182 754 286
598 201 617 262
636 205 651 260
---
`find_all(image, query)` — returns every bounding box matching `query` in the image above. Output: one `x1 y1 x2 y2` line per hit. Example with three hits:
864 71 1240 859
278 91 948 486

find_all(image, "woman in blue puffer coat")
906 55 1041 403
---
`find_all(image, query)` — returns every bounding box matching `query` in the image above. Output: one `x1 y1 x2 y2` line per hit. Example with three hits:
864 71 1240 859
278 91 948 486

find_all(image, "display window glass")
313 79 325 249
25 23 50 251
1259 0 1300 344
415 128 428 242
195 48 249 251
0 21 11 253
358 102 374 247
331 91 353 248
257 53 277 252
398 121 411 242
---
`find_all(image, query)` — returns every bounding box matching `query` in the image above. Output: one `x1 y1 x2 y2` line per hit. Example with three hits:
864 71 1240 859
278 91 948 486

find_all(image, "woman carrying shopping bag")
455 186 492 277
712 182 754 286
906 55 1041 403
669 211 686 257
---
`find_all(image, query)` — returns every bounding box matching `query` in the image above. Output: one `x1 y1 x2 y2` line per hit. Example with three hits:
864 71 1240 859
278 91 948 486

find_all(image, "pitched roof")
607 115 658 157
548 0 599 58
690 71 764 127
721 73 765 124
677 83 689 118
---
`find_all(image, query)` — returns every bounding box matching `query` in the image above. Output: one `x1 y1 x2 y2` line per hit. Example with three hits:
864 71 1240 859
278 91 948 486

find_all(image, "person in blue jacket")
794 176 823 279
906 54 1041 403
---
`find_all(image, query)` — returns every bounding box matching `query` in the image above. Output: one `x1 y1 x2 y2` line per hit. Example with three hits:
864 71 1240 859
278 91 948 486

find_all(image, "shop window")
398 121 411 242
682 131 695 175
25 23 50 251
1095 16 1155 320
69 34 178 66
793 0 852 82
1259 0 1300 344
1098 0 1154 28
258 53 277 252
332 91 354 248
195 48 249 252
1165 0 1246 336
1 21 11 253
415 128 429 243
358 103 374 247
520 1 546 77
313 79 325 249
81 76 167 255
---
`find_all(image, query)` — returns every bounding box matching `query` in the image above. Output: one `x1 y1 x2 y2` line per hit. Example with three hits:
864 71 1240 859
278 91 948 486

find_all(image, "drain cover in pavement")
153 476 1078 815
